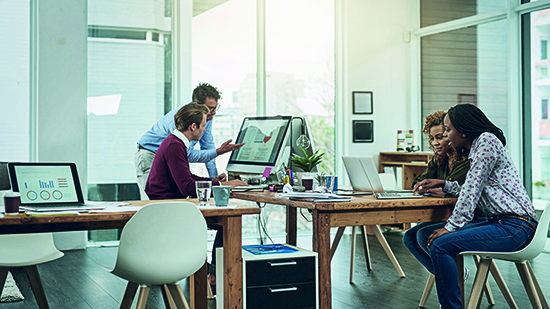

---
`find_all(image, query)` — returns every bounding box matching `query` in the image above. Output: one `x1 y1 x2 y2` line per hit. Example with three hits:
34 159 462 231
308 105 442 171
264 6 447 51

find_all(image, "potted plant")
290 147 324 190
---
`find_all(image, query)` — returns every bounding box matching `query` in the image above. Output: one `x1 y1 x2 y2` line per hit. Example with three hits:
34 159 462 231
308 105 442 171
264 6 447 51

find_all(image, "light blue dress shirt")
137 107 218 177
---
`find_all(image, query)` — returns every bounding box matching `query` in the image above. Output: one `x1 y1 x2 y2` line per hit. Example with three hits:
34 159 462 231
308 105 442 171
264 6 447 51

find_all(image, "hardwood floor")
3 230 550 308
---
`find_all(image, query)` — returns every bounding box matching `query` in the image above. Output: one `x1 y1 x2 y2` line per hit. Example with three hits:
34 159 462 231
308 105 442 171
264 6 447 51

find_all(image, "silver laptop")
340 156 373 195
7 162 105 211
355 156 423 199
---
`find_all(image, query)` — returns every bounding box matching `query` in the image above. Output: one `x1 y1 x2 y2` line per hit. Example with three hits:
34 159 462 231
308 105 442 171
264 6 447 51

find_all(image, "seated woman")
145 102 247 288
403 110 471 272
414 104 537 309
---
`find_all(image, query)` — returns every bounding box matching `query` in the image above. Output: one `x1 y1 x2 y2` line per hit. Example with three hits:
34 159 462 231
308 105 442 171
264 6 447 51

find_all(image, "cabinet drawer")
246 282 316 309
245 257 315 286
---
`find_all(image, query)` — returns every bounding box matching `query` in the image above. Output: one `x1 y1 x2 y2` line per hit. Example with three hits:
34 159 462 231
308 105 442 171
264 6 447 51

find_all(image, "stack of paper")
282 192 351 202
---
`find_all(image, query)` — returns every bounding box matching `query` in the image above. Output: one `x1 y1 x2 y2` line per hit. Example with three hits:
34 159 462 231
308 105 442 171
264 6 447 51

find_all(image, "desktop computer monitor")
226 116 292 175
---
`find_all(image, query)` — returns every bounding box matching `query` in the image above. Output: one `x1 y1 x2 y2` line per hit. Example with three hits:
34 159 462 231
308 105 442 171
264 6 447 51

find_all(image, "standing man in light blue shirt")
135 83 244 189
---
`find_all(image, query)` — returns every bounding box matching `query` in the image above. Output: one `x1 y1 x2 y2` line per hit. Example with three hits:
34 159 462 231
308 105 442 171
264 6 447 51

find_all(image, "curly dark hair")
192 82 222 104
422 110 468 170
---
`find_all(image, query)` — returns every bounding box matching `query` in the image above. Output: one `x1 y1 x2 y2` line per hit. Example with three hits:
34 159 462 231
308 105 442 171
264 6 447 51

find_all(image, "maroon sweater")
145 134 215 200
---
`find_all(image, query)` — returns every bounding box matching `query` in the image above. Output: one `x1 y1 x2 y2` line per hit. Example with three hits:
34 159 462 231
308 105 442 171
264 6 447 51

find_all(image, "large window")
266 0 335 174
420 0 506 28
0 0 30 161
529 8 550 203
420 8 508 151
192 0 335 239
191 0 257 178
87 0 172 202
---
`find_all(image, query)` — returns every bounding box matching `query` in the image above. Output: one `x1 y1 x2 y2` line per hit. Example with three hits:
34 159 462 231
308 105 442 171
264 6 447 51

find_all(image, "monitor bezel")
227 116 292 167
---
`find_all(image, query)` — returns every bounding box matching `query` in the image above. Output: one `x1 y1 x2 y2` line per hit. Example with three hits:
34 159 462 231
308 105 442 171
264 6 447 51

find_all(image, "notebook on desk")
356 156 423 199
7 162 106 211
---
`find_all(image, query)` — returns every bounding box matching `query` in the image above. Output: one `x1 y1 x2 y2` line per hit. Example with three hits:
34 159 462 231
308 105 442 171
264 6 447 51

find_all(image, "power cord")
256 202 274 245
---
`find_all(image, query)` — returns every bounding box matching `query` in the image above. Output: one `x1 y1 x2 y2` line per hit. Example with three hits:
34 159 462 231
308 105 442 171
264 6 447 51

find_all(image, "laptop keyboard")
376 192 402 198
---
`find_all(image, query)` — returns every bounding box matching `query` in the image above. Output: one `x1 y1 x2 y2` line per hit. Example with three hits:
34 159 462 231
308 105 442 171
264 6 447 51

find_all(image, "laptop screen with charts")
341 156 373 195
7 162 105 211
356 156 423 199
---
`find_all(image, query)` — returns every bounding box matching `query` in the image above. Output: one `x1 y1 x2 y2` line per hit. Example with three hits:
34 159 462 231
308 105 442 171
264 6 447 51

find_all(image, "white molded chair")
457 204 550 309
103 201 207 309
331 173 406 282
419 257 515 308
0 233 64 309
136 182 149 201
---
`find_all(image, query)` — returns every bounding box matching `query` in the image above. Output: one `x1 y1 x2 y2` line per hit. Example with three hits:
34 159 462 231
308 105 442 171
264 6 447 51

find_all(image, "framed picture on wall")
353 120 373 143
352 91 373 114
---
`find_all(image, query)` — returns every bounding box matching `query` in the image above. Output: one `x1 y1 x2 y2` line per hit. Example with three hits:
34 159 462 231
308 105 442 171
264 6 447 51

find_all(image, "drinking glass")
195 181 212 206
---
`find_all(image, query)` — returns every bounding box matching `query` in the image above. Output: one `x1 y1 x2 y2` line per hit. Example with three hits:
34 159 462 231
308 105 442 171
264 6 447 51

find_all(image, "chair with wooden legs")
419 257 517 308
0 233 64 309
102 202 208 309
457 204 550 309
330 173 406 282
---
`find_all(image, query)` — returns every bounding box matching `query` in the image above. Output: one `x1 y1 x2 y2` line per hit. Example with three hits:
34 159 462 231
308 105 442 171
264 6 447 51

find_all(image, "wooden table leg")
313 211 332 309
286 206 297 246
223 216 243 309
190 263 207 309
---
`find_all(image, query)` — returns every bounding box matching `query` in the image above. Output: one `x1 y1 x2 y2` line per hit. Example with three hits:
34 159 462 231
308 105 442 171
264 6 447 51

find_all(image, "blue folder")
242 244 299 255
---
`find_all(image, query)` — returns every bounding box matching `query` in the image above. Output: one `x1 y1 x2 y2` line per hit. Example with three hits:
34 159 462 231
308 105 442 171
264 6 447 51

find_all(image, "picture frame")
352 91 373 114
353 120 373 143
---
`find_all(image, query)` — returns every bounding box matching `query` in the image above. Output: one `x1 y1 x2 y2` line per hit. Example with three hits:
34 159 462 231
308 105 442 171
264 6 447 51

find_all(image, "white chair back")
378 173 397 190
0 233 63 267
468 203 550 262
136 181 149 200
111 201 207 285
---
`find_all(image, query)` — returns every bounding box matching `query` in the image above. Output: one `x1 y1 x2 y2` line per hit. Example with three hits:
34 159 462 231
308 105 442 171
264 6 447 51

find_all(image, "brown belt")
497 214 537 230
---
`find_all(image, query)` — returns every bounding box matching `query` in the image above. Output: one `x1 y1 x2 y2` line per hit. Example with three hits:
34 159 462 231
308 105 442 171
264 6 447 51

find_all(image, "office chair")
102 201 207 309
0 233 64 309
330 173 406 282
419 258 516 308
457 204 550 309
0 162 10 190
136 182 149 200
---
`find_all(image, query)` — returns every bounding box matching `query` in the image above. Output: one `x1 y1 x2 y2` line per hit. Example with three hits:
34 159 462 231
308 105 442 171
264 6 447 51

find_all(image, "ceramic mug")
213 186 231 206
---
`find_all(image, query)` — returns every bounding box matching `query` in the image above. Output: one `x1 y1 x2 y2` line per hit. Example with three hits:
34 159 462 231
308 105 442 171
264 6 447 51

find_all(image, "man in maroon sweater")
145 103 246 199
145 103 247 289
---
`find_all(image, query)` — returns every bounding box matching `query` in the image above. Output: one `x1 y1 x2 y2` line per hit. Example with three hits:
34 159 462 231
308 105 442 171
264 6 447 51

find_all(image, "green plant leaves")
290 147 325 172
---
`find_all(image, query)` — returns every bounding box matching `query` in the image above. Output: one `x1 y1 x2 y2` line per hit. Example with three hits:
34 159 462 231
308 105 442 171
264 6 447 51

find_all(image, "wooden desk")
231 191 456 309
0 199 260 309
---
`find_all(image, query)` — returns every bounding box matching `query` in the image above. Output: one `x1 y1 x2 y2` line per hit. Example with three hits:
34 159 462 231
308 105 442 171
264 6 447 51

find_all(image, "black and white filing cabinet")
216 245 318 309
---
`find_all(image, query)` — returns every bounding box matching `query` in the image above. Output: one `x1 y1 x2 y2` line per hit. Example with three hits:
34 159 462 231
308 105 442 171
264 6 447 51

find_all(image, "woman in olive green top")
411 110 470 195
404 110 473 272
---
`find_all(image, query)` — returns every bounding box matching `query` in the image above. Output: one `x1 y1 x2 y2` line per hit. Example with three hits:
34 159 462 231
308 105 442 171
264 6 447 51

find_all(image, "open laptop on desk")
7 162 106 211
341 156 374 195
356 156 423 199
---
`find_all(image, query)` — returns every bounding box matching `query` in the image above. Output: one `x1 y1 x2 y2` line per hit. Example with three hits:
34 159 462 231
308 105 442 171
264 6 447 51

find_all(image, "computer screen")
227 116 292 174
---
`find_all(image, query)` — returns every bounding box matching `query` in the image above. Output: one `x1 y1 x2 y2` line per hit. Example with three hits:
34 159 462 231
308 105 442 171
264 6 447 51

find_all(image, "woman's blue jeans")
430 217 536 309
403 221 445 271
403 218 488 273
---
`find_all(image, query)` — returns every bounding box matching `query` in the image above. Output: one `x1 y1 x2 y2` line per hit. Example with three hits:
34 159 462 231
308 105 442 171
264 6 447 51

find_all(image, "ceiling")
193 0 229 17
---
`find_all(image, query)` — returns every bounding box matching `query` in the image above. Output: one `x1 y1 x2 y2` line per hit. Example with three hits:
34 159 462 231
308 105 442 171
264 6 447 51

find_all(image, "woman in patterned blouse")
413 103 538 309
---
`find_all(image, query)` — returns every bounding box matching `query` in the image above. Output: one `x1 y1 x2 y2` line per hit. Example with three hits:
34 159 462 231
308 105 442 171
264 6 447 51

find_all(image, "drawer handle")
268 261 297 267
269 287 298 293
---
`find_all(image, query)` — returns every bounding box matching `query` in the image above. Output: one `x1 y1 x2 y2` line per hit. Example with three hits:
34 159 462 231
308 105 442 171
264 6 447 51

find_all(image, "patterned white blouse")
443 132 536 232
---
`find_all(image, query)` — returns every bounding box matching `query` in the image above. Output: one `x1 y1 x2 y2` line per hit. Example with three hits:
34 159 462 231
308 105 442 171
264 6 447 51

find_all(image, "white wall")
342 0 416 171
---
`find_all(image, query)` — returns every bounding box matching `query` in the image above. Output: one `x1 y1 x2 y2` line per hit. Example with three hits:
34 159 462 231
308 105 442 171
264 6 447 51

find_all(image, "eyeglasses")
192 101 221 112
207 104 221 112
